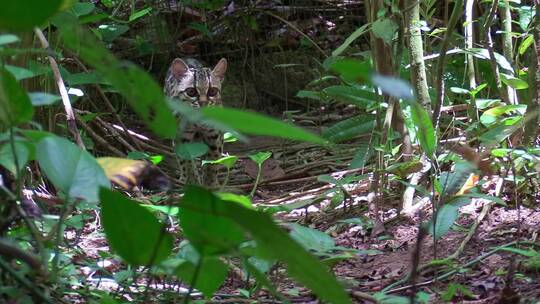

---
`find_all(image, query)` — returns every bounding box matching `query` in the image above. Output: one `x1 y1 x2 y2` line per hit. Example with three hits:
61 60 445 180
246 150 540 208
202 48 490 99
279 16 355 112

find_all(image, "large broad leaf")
372 18 398 45
28 92 62 106
479 117 523 144
464 48 513 72
322 115 376 143
500 73 529 90
289 223 336 253
0 34 20 46
0 141 31 174
4 65 37 81
404 101 436 158
0 68 33 131
97 24 130 42
100 189 173 265
323 85 377 108
332 24 370 57
179 187 245 255
37 136 110 202
349 144 371 169
175 142 209 160
175 257 228 298
59 21 176 139
0 0 63 30
428 197 472 239
181 186 352 304
480 105 526 126
438 162 475 196
200 107 327 145
330 59 372 83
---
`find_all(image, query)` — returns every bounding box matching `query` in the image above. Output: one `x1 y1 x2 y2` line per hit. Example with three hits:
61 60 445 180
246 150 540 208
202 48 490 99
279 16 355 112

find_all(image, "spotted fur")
164 58 227 188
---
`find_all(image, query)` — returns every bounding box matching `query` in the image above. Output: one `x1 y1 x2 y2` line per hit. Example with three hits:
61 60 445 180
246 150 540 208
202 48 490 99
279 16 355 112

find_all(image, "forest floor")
73 131 540 303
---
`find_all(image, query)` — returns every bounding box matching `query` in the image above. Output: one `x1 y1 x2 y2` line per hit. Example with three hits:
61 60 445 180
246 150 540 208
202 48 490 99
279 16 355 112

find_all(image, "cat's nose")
199 95 208 103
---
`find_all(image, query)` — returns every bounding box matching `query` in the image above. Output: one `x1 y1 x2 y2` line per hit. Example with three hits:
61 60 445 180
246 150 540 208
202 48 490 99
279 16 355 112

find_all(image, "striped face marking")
164 58 227 107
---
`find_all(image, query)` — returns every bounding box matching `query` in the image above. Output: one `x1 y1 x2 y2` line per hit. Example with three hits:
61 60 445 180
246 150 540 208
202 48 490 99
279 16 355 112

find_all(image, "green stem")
220 168 231 192
250 166 262 197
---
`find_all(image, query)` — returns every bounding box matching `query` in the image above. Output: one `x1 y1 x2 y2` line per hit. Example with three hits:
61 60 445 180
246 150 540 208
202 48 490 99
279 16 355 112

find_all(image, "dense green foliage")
0 0 539 303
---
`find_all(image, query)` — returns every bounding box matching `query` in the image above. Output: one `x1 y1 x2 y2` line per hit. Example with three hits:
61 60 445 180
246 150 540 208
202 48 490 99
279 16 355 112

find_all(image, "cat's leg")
202 129 223 189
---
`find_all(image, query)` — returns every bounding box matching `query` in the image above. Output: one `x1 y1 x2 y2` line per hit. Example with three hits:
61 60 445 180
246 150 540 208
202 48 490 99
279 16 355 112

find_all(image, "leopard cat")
164 57 228 188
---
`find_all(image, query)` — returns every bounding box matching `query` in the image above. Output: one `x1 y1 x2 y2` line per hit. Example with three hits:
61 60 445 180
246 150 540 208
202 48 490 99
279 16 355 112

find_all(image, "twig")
431 0 464 127
68 54 144 150
482 0 510 104
34 28 85 149
75 115 125 157
447 202 494 260
0 257 53 304
0 238 43 273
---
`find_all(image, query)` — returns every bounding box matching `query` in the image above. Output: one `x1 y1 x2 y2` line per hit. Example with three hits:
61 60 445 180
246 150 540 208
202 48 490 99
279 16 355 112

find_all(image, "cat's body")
164 58 228 188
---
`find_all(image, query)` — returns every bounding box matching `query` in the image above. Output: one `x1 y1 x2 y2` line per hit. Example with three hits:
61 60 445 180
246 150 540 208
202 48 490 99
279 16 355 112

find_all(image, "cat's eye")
185 88 198 97
207 87 219 97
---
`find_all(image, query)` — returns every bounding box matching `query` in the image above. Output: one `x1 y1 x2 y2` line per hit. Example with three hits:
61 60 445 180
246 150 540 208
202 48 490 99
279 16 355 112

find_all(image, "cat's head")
165 58 227 107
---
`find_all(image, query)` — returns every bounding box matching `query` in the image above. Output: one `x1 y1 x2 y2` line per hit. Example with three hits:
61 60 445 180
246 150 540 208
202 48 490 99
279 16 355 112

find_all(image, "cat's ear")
212 58 227 78
171 58 189 78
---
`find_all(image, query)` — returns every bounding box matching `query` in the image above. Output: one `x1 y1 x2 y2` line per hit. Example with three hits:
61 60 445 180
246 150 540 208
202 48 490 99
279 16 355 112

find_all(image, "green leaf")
129 7 152 22
500 73 529 90
36 136 110 202
66 72 109 85
349 144 370 169
248 151 272 165
480 105 526 126
428 197 472 239
202 155 238 169
175 142 209 160
4 65 36 81
405 101 436 158
322 115 376 143
0 141 31 174
201 107 326 145
0 0 63 30
97 24 130 42
317 174 339 185
438 162 474 196
465 48 513 72
517 5 534 31
0 68 34 130
59 22 177 139
100 188 173 265
0 34 20 46
179 187 245 255
332 23 370 57
141 204 179 216
176 257 228 298
330 59 372 83
519 35 534 55
182 186 352 304
323 85 377 108
28 92 62 106
450 87 470 95
372 18 398 45
188 22 212 38
216 193 253 209
296 90 323 101
458 193 506 206
70 2 95 17
289 223 336 253
479 117 523 144
499 246 539 258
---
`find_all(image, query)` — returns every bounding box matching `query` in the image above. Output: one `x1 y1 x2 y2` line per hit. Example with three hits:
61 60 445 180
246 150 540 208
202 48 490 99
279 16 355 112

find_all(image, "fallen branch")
34 28 85 149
